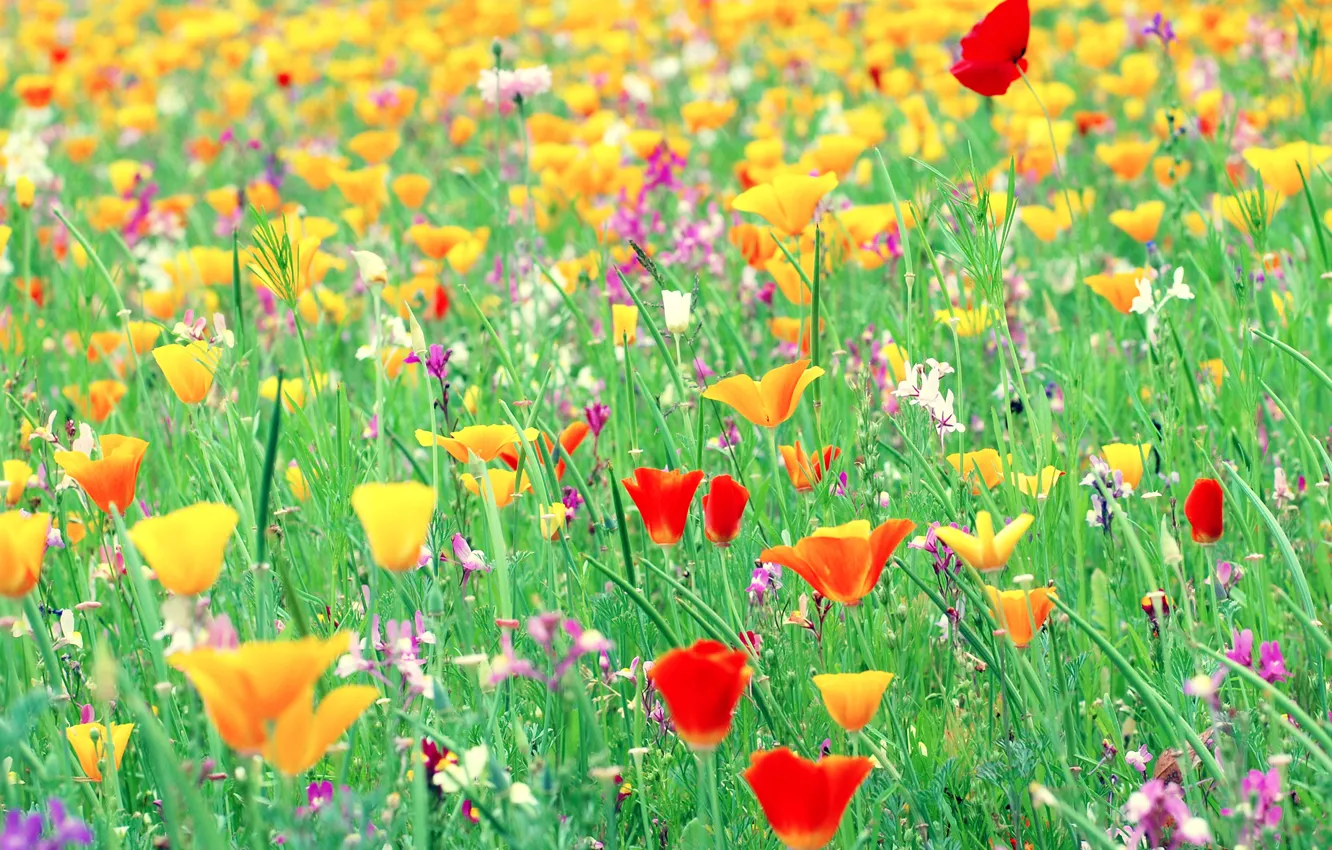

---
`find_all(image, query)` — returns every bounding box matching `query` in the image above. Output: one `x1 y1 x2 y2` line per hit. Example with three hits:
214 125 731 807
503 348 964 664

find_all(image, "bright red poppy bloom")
744 747 874 850
647 640 751 750
1184 477 1223 543
949 0 1030 97
702 474 749 546
621 467 705 546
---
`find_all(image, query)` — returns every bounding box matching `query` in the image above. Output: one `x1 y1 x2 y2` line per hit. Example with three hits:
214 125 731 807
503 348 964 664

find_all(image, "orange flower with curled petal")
66 722 134 783
1085 268 1152 314
769 317 822 355
169 634 377 775
985 585 1057 648
702 359 824 428
391 174 431 209
729 223 779 269
1095 138 1158 181
621 468 705 547
63 381 128 423
53 435 149 515
732 172 839 237
415 424 538 464
946 448 1005 492
760 519 915 605
765 253 815 305
780 443 840 493
647 640 751 750
152 343 220 404
497 422 590 481
744 747 873 850
1109 201 1165 243
459 469 532 508
813 671 894 733
0 511 50 598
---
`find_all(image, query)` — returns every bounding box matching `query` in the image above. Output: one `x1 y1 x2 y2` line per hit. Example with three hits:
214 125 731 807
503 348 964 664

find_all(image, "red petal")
1184 477 1224 544
958 0 1030 64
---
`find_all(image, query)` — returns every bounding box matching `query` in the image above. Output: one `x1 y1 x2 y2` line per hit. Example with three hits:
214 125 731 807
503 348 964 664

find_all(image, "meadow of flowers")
1 0 1330 847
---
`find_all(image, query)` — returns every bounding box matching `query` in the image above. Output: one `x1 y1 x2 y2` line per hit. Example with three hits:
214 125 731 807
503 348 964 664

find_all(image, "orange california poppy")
945 448 1005 492
416 424 536 464
62 381 128 423
497 422 590 481
812 671 894 733
780 443 840 492
0 511 50 598
985 585 1057 648
647 640 752 750
1100 442 1152 490
459 469 532 508
702 359 823 428
53 435 149 515
621 468 705 547
66 721 134 782
760 519 915 605
732 173 839 237
744 747 873 850
1085 269 1151 315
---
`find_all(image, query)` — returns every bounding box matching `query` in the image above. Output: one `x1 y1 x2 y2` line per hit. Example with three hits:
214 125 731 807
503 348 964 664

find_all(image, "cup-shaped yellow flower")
611 304 639 346
946 448 1004 492
1101 443 1152 490
1241 142 1332 197
266 684 380 775
732 172 839 237
1108 201 1165 243
129 503 239 595
0 511 50 598
4 459 32 506
415 424 540 464
934 306 998 337
460 469 532 508
985 586 1057 648
932 511 1034 574
812 671 894 733
169 634 375 773
66 722 134 782
701 359 824 428
351 482 436 571
152 342 220 404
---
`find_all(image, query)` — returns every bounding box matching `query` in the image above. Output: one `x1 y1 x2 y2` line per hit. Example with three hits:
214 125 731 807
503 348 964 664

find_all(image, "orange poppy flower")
945 448 1005 491
732 173 839 237
391 174 431 209
985 585 1057 648
415 424 537 464
769 317 822 355
53 435 149 515
647 640 751 750
621 468 705 547
780 443 840 492
812 671 894 733
497 422 590 481
702 359 824 428
63 381 128 423
1108 201 1165 243
1085 269 1152 315
730 222 779 268
744 747 873 850
0 511 50 598
760 519 915 605
702 474 749 546
459 469 532 509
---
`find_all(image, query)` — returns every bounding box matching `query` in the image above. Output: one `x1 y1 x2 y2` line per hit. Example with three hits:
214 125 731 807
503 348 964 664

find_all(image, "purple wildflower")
747 562 783 606
584 402 611 437
452 534 490 588
1124 779 1211 849
1226 628 1254 667
1142 12 1176 46
1257 640 1291 684
1224 768 1284 843
0 799 93 850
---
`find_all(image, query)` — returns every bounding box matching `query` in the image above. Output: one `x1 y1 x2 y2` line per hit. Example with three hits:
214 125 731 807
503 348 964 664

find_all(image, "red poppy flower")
621 467 705 547
1184 477 1223 544
949 0 1030 97
702 474 749 546
647 640 751 750
743 747 874 850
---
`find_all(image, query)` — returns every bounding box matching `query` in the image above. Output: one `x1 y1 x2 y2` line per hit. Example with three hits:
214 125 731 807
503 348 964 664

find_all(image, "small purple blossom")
747 562 783 606
1124 779 1210 849
1125 744 1153 777
1223 768 1284 843
1226 628 1254 667
452 534 490 588
1258 640 1291 684
0 799 92 850
584 402 611 437
1142 12 1176 46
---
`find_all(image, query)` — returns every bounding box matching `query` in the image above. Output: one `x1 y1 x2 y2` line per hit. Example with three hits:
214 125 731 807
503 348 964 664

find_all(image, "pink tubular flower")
477 66 552 105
